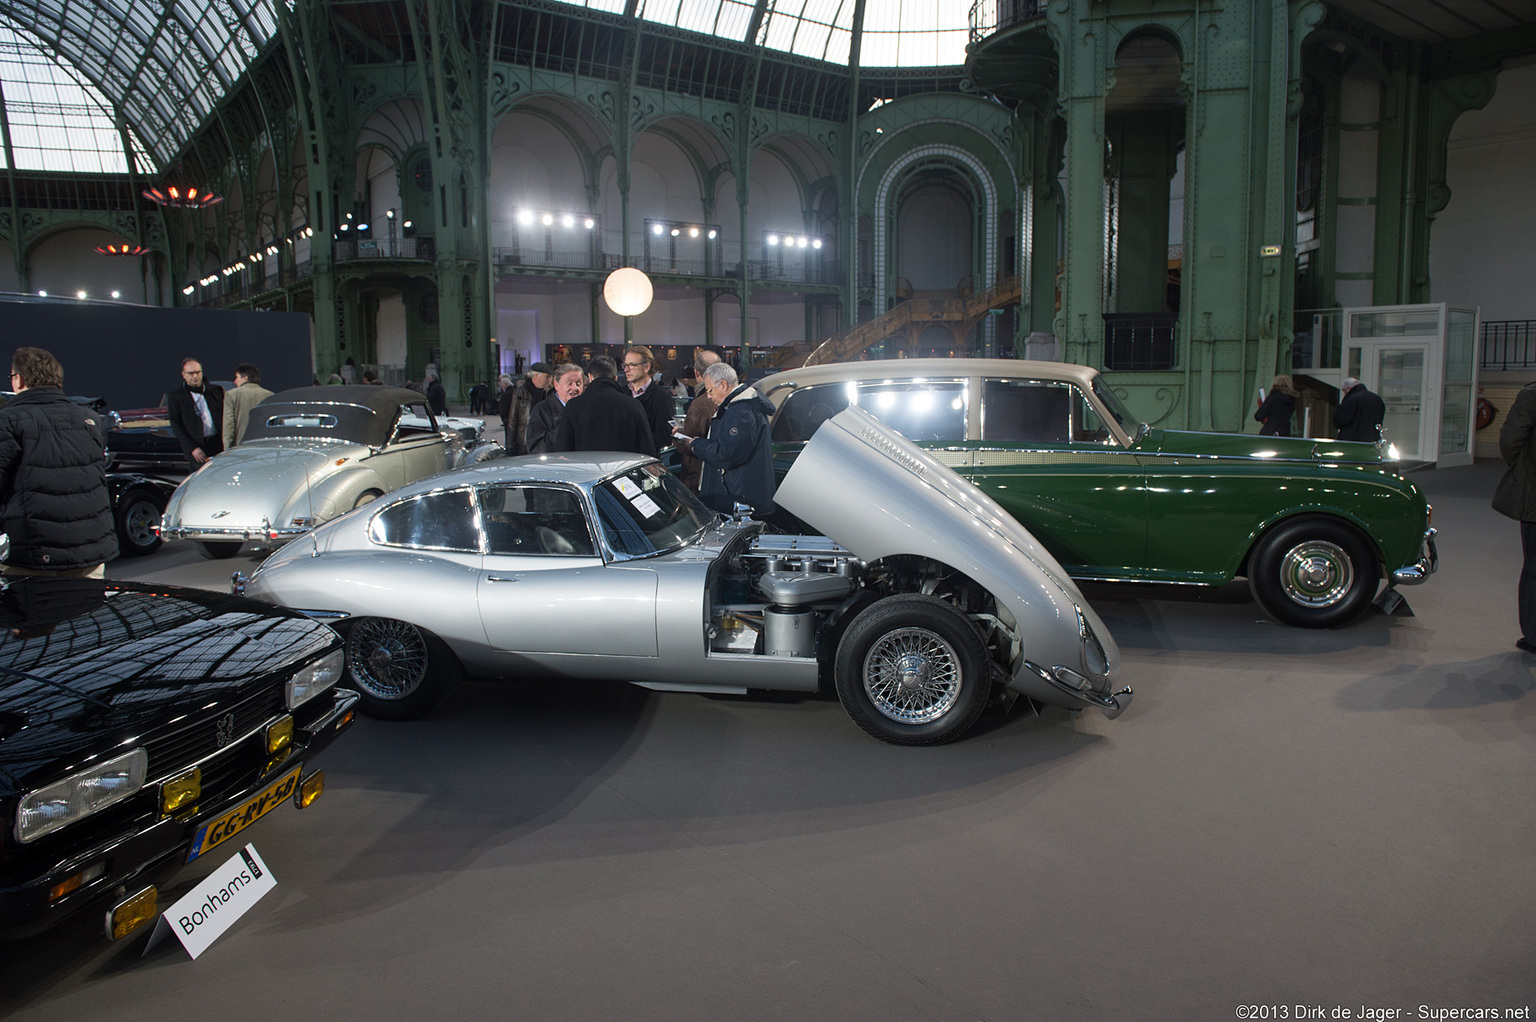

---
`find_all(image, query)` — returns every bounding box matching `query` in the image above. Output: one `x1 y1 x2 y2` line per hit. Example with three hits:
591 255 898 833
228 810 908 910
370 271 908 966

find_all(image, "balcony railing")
1481 320 1536 370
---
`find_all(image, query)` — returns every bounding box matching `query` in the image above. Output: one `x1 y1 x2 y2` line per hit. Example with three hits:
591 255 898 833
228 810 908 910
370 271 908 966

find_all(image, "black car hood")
0 579 336 794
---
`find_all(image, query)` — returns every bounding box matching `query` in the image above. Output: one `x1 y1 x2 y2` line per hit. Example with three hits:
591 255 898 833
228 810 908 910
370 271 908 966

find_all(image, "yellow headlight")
297 770 325 809
108 887 158 941
161 767 201 815
265 715 294 755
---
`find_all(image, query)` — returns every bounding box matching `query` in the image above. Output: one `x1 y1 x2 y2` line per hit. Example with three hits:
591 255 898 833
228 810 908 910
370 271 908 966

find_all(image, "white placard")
631 493 661 518
613 477 642 499
145 844 276 959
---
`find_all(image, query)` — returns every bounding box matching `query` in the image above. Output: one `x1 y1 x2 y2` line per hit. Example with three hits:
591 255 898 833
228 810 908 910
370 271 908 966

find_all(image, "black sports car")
0 575 358 942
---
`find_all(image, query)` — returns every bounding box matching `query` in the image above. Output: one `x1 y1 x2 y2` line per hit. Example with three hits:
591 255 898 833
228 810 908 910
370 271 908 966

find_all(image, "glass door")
1374 344 1428 460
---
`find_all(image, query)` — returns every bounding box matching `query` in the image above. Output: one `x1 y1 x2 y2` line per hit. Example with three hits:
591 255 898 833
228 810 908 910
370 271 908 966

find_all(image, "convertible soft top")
245 385 429 446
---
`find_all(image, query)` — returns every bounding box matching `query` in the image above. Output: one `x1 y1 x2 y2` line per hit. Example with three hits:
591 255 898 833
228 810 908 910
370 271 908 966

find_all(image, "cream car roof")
755 358 1101 408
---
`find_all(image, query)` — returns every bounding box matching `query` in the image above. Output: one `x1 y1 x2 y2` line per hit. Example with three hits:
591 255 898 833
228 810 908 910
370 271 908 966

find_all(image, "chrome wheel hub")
1279 540 1354 608
862 627 961 725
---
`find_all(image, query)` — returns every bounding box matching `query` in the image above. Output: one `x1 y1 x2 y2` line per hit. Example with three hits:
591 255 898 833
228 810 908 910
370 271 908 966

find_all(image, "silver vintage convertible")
160 385 503 559
236 407 1130 745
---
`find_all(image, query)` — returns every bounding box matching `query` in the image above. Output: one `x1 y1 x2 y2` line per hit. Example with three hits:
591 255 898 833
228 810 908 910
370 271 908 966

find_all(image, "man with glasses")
167 357 225 471
0 347 117 576
623 345 674 453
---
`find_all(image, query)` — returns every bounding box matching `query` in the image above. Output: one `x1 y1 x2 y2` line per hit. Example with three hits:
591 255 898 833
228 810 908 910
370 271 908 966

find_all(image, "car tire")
198 540 243 559
1247 517 1380 627
342 617 461 720
114 490 165 557
833 594 992 746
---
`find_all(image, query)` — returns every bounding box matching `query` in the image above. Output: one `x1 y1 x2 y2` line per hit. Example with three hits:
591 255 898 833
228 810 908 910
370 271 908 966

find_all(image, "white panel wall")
1431 64 1536 321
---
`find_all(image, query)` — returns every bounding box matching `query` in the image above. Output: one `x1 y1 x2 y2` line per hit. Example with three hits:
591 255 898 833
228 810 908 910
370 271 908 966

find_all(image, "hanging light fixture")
142 183 223 208
142 162 223 209
94 241 149 256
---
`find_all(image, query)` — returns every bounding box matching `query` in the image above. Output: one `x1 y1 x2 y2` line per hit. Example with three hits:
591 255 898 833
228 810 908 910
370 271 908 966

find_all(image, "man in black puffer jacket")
0 347 118 577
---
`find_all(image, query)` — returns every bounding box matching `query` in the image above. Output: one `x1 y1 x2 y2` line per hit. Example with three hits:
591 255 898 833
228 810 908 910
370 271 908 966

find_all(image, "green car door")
966 378 1148 579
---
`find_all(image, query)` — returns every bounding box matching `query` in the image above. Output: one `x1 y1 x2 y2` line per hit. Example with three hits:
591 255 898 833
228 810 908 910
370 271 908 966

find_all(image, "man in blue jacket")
677 361 776 517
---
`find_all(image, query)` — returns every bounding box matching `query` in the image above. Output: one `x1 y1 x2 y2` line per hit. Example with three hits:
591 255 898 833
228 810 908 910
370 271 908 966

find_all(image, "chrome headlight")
286 649 344 710
16 749 147 843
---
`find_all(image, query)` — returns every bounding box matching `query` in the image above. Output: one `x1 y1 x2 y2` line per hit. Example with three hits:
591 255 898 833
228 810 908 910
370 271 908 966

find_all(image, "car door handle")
485 575 520 583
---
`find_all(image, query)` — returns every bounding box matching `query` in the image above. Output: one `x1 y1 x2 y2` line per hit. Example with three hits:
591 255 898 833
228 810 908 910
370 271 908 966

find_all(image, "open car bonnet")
778 406 1084 597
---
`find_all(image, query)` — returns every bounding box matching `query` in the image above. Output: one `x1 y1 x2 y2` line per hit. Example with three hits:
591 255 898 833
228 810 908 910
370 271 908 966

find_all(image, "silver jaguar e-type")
236 406 1130 745
160 385 503 559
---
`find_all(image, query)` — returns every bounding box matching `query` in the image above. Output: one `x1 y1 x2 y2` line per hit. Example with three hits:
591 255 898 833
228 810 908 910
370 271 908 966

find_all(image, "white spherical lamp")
603 267 654 318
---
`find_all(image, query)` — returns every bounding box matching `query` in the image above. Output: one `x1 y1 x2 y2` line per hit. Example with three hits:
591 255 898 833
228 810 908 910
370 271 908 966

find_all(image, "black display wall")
0 296 312 408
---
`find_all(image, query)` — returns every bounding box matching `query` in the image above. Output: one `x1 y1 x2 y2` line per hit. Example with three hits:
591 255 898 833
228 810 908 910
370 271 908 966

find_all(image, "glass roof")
0 0 969 182
0 21 151 174
0 0 276 171
546 0 972 67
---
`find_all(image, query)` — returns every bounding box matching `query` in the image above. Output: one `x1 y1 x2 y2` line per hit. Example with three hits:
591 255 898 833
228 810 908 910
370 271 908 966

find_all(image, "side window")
855 381 966 442
478 485 595 556
772 384 850 442
368 488 479 551
393 404 438 440
981 380 1071 443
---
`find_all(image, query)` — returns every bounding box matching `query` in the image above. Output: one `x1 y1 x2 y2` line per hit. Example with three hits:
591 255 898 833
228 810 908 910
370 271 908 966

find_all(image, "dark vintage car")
0 571 358 943
758 359 1437 627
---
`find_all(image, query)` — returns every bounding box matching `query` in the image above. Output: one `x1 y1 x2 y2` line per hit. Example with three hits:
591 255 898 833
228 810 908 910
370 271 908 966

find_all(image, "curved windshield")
592 464 715 556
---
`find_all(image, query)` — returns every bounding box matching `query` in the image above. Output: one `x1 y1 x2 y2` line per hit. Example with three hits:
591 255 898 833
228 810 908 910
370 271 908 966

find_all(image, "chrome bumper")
1020 661 1133 719
161 524 310 544
1390 528 1438 586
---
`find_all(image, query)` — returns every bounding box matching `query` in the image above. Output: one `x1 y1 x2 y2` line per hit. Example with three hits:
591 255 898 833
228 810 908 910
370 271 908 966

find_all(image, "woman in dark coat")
1254 374 1299 437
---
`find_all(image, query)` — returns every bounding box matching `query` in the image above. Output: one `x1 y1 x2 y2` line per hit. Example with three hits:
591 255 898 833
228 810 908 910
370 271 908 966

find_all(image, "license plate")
187 765 303 862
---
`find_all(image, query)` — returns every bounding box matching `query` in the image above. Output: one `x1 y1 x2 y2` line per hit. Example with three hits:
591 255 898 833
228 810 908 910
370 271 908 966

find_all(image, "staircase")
799 275 1021 367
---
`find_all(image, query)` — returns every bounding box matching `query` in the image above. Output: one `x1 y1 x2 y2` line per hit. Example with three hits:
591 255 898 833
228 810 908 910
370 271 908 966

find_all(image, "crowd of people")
489 345 777 518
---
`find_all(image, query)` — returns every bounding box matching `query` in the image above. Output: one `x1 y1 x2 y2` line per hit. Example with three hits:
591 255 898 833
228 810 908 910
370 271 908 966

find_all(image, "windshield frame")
589 463 717 561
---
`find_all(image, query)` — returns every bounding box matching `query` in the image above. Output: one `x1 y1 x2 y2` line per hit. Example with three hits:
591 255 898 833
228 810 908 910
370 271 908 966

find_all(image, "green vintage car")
757 358 1437 627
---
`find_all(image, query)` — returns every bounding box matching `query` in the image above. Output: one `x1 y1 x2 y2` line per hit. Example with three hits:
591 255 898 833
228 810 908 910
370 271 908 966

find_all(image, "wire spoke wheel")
861 626 962 724
347 618 430 700
835 594 992 745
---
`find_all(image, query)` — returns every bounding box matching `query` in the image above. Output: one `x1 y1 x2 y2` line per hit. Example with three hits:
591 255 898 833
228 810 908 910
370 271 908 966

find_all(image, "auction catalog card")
145 844 276 959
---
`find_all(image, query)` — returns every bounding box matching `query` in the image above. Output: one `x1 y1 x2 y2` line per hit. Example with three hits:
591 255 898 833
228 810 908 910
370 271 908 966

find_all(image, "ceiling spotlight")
797 236 808 248
516 209 533 225
541 213 554 226
111 290 121 299
76 291 87 299
94 241 149 256
812 239 823 249
562 214 575 228
584 218 595 229
766 234 779 246
652 224 664 235
708 229 717 240
689 227 699 238
670 228 680 237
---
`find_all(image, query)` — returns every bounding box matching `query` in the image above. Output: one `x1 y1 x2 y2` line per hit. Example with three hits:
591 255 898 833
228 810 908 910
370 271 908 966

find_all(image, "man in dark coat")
547 356 656 456
167 357 225 470
526 364 584 454
0 347 117 576
505 362 552 455
676 345 723 491
1493 381 1536 654
676 361 776 517
1334 377 1385 442
424 370 448 416
622 345 674 453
